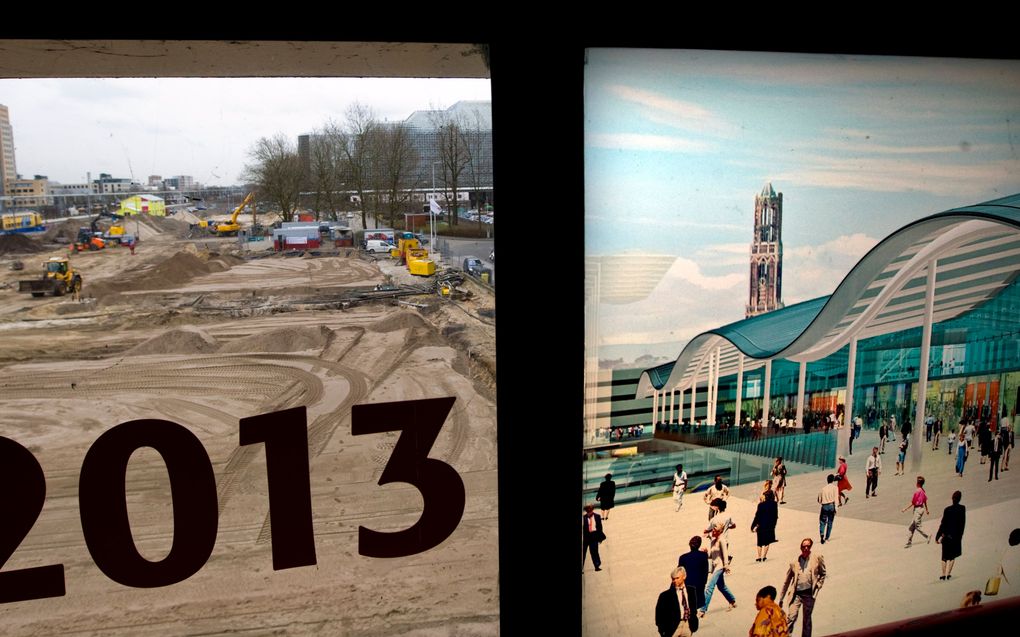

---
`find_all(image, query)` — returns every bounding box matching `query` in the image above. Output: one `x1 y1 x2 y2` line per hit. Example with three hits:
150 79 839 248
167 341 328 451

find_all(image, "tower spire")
746 182 784 318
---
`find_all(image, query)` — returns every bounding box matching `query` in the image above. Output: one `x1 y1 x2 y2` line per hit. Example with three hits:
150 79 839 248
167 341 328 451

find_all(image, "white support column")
712 348 720 426
652 390 658 426
762 360 773 425
796 361 807 429
912 260 937 469
707 351 715 426
841 337 858 458
735 354 744 426
670 389 675 424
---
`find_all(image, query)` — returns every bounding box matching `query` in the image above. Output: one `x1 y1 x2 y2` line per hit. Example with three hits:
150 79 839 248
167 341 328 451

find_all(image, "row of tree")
242 102 492 230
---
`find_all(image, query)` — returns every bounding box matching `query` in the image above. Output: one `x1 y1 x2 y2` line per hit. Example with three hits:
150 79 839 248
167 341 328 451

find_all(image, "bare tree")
459 111 491 233
431 111 471 227
336 103 377 230
241 134 303 222
371 123 423 230
309 123 346 222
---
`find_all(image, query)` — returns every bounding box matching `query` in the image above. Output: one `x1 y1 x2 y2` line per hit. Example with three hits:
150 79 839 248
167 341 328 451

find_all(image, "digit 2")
0 437 66 603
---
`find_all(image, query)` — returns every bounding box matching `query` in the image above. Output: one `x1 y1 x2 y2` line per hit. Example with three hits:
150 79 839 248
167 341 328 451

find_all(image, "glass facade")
706 275 1020 429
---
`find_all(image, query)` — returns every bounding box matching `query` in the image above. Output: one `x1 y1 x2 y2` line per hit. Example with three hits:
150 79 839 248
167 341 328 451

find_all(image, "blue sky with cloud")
585 49 1020 363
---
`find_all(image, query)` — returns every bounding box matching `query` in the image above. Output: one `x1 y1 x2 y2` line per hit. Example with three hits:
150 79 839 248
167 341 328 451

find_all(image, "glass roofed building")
633 192 1020 472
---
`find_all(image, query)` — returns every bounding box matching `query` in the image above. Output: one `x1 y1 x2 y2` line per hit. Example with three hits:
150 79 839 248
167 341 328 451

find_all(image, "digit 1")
239 406 316 570
352 397 465 558
79 420 218 588
0 437 65 603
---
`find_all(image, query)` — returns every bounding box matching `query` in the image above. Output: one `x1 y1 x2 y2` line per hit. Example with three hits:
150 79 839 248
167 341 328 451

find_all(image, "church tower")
746 182 784 318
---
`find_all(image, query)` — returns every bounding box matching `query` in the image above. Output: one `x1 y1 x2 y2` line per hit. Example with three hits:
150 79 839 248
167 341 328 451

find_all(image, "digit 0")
0 437 66 603
78 420 218 588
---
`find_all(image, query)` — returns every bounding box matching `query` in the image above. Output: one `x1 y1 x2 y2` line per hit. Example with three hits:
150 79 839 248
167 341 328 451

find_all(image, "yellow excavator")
214 192 255 236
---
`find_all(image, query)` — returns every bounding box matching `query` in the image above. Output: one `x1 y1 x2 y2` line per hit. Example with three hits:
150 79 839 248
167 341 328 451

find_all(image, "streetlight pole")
430 161 436 250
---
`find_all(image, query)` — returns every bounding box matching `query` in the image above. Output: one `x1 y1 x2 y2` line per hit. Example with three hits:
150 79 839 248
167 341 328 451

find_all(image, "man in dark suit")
677 535 709 610
656 566 700 636
582 503 605 573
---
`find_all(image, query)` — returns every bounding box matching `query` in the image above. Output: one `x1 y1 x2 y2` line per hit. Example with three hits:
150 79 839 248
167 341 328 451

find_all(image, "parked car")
462 256 484 276
364 239 395 254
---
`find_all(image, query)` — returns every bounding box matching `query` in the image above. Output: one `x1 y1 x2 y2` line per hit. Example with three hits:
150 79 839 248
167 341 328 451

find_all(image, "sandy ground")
0 217 498 635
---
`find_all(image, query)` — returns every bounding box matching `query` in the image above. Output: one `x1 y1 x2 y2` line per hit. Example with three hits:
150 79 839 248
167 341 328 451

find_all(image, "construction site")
0 209 498 635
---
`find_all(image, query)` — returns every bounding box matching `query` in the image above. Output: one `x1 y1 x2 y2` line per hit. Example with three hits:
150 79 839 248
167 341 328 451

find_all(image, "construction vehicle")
18 257 82 298
72 227 106 252
391 233 436 276
214 192 255 236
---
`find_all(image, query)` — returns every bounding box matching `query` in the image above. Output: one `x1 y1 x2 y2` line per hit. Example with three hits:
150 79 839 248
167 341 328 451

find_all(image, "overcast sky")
0 77 491 186
585 49 1020 364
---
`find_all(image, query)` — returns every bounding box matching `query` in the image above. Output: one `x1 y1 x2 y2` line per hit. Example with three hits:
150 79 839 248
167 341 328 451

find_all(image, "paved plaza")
582 430 1020 635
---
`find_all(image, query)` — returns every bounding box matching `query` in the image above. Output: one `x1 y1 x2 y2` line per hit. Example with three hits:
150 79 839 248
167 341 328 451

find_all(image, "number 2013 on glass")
0 396 465 605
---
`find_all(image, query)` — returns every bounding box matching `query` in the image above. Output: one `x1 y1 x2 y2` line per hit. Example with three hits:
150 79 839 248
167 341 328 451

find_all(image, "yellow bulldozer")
18 257 83 298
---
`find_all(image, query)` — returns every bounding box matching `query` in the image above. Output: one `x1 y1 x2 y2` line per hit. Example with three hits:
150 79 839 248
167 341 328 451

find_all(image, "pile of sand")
219 325 334 353
40 221 79 242
206 254 246 272
126 326 220 355
132 251 212 289
170 210 202 225
0 234 47 255
368 309 430 333
142 214 192 238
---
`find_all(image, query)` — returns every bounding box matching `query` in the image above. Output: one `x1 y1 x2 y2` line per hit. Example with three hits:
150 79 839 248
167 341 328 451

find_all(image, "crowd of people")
585 410 1020 635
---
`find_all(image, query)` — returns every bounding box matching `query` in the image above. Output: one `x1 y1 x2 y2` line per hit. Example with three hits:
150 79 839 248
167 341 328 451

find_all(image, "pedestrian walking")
902 476 931 547
779 538 826 637
865 447 881 498
678 536 710 611
935 490 965 580
749 585 789 637
835 455 852 506
698 513 737 618
596 473 616 520
673 464 688 512
772 457 788 504
879 423 888 454
582 503 606 573
655 566 700 636
988 429 1003 481
964 420 976 450
895 435 908 476
932 418 942 451
703 476 730 521
979 420 992 465
752 490 779 562
817 475 838 544
956 431 967 476
1003 421 1014 471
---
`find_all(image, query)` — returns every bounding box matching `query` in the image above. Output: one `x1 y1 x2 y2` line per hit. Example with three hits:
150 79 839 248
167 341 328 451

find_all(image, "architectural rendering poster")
0 67 498 634
584 48 1020 635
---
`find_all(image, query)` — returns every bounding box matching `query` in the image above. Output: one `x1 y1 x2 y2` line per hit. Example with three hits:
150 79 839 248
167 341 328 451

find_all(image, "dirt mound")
126 326 219 356
40 220 79 242
218 324 334 353
368 309 429 333
206 254 245 272
142 214 192 238
0 234 47 255
131 251 212 290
